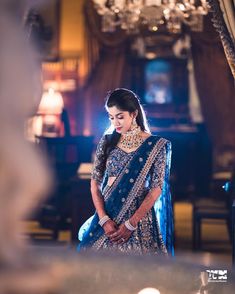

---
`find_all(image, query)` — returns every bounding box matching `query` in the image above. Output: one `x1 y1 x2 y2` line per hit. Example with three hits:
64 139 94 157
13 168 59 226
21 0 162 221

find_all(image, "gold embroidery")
117 138 167 222
92 138 169 253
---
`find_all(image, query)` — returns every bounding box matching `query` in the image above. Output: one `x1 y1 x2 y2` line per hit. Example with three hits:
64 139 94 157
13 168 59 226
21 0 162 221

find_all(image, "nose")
113 118 120 126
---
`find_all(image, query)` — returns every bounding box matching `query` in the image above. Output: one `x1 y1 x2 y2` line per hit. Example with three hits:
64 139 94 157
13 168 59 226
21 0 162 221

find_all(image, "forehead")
107 106 129 116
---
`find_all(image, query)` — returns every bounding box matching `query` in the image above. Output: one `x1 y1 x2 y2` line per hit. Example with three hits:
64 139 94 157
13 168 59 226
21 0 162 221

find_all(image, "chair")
192 173 234 250
29 135 94 241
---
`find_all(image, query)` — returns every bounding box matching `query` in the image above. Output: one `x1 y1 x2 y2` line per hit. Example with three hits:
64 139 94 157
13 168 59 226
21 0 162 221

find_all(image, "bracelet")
124 219 137 231
98 215 110 227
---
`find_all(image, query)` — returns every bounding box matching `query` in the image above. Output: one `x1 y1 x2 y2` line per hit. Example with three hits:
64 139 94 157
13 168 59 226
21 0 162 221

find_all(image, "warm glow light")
93 0 209 33
178 3 185 11
38 88 64 115
138 288 161 294
44 115 57 124
145 52 157 59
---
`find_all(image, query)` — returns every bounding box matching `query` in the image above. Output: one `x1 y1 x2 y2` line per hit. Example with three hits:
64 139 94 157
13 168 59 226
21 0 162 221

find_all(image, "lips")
116 127 122 132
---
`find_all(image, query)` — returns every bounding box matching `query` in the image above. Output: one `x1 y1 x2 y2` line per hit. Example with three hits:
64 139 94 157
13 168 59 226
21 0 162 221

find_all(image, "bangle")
98 215 110 227
124 219 137 231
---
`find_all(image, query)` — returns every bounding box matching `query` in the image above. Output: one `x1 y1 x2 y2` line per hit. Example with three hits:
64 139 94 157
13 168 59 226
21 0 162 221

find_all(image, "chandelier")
92 0 210 33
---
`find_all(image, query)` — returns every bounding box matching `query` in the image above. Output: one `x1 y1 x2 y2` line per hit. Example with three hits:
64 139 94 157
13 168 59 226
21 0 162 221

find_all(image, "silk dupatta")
78 136 174 255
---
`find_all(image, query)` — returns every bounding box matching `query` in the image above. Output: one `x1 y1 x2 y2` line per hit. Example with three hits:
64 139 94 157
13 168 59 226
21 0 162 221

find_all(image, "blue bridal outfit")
78 135 174 256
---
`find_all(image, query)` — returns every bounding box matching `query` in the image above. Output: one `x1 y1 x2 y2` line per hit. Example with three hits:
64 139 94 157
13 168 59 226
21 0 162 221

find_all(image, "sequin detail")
106 147 135 177
92 137 170 255
91 136 136 181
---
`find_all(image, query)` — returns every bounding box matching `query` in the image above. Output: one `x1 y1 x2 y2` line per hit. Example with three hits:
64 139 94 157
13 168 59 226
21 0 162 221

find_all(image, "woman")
78 88 174 256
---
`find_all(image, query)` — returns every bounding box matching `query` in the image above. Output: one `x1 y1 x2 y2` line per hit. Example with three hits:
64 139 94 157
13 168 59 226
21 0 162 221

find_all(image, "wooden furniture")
151 124 212 200
192 176 234 250
69 176 94 242
36 135 93 180
30 135 94 241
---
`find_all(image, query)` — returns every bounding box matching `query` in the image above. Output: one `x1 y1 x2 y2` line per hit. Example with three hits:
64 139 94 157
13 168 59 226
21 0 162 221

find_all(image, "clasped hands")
103 219 132 244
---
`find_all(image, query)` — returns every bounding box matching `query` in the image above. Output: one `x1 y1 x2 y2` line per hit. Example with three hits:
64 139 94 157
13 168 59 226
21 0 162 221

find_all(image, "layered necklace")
119 125 144 150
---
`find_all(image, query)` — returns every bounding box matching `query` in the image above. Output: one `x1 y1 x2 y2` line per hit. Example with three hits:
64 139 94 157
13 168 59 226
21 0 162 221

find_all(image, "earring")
131 117 137 128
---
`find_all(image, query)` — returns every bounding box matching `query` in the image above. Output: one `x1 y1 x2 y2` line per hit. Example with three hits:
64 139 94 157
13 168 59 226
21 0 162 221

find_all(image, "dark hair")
104 88 150 156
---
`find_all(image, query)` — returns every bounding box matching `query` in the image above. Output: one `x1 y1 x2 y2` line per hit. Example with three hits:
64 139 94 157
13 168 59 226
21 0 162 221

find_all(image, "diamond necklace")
119 126 144 150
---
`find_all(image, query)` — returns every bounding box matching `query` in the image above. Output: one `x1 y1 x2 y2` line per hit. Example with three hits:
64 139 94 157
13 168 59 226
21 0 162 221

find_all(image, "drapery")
208 0 235 78
190 15 235 159
82 1 235 165
82 0 132 135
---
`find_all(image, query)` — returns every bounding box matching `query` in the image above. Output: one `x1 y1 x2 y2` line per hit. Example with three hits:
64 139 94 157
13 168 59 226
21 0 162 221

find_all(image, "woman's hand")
103 219 118 236
109 223 132 244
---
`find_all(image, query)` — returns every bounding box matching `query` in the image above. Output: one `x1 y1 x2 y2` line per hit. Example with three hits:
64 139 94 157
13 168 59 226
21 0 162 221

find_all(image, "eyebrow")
109 112 124 117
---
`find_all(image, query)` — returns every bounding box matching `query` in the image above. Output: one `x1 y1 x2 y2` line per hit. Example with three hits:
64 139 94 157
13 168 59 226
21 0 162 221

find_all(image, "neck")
119 126 144 150
121 125 141 136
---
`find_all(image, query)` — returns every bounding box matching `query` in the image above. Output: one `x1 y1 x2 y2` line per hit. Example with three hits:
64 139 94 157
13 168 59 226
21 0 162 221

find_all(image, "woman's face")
107 106 136 134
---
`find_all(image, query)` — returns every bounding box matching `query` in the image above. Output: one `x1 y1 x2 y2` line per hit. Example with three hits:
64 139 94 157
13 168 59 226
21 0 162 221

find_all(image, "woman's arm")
90 135 109 219
110 141 170 243
90 180 118 235
90 179 106 219
109 187 161 243
130 141 169 227
90 135 118 235
129 186 162 227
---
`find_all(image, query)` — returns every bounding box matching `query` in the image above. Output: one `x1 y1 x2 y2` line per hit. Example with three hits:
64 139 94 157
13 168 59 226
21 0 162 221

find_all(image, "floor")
24 201 233 269
174 202 232 268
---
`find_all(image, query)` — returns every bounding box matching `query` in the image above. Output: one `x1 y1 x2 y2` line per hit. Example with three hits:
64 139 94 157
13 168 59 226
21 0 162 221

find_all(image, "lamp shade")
38 88 64 115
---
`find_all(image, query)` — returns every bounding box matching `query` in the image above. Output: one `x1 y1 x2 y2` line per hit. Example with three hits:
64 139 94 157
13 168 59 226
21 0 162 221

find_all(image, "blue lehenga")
78 135 174 256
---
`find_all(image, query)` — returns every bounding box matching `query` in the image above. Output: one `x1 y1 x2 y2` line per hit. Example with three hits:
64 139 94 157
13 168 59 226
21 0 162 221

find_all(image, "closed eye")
109 116 124 120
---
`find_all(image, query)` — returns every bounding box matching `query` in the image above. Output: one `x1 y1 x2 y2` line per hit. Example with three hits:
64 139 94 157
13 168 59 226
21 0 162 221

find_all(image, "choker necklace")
119 126 144 150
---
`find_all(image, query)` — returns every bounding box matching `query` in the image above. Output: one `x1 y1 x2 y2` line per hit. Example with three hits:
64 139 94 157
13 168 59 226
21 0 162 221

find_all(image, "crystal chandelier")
92 0 210 33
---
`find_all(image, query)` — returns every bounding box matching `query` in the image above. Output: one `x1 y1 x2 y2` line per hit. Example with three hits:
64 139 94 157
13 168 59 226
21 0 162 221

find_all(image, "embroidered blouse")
91 135 168 190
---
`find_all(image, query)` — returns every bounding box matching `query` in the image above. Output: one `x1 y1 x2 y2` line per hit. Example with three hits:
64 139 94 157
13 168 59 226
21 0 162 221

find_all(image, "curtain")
191 15 235 169
208 0 235 78
81 0 132 136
